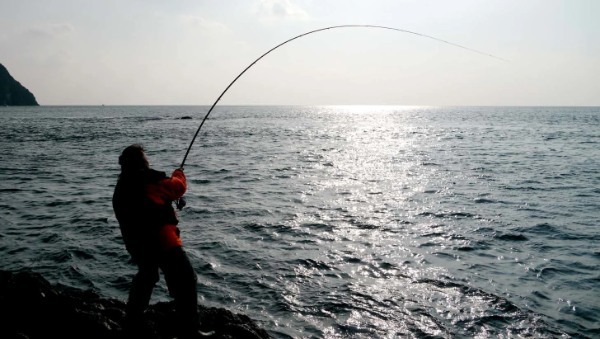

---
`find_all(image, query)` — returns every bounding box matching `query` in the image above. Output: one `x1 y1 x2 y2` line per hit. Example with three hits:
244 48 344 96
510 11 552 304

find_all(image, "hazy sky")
1 0 598 105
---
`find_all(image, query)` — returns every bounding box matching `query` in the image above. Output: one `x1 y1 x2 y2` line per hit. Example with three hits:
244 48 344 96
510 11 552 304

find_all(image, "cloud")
256 0 310 21
179 15 230 36
1 23 74 68
25 23 74 39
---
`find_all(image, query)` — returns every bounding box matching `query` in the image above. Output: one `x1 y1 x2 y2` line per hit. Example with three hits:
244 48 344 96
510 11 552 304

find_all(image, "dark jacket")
113 168 186 256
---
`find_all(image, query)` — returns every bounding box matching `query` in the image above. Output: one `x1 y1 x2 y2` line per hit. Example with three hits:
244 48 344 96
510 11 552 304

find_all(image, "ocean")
0 105 598 338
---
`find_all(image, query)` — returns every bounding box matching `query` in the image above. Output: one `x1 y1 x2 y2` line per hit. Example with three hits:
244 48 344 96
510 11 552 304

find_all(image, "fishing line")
179 24 506 168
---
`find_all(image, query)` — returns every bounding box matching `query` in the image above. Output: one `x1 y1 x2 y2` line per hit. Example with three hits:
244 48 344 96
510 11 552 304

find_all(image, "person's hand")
172 167 186 181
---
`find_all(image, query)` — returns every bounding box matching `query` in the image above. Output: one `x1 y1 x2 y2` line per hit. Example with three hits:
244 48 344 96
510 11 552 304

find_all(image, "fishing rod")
178 24 506 169
174 24 505 210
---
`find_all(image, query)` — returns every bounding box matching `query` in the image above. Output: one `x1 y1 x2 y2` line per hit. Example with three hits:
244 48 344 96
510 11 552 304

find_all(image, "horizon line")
11 104 600 108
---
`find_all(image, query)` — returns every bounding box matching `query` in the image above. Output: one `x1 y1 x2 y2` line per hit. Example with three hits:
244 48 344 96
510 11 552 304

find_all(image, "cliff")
0 63 39 106
0 270 271 339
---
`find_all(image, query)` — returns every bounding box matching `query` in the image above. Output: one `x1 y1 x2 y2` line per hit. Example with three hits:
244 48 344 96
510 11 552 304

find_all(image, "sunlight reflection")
322 105 432 114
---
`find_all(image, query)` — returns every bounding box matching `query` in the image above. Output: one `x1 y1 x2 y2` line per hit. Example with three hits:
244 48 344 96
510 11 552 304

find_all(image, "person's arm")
147 169 187 204
167 168 187 199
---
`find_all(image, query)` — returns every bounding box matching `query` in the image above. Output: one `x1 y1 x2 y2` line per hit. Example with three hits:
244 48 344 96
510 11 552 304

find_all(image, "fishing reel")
176 196 186 210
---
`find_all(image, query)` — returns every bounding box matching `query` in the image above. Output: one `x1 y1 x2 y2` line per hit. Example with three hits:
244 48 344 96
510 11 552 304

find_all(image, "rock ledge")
0 270 270 339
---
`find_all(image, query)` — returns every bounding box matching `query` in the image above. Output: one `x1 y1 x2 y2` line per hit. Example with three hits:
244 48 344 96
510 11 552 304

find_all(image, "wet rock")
0 270 270 339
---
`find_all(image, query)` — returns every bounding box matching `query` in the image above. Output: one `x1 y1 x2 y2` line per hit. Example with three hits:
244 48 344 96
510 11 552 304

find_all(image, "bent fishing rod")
179 24 506 169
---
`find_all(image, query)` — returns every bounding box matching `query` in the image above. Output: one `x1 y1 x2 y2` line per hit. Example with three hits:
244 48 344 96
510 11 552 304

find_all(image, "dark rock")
0 64 39 106
0 270 270 339
179 116 194 120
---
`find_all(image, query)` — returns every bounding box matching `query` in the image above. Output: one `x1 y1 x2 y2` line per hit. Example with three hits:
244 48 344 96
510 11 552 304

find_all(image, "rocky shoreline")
0 270 270 339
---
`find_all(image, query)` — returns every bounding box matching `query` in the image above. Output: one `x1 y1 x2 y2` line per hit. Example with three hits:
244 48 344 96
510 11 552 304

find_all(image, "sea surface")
0 105 598 338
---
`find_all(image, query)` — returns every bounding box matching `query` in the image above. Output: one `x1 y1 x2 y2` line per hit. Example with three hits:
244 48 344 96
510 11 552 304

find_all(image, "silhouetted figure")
113 144 208 338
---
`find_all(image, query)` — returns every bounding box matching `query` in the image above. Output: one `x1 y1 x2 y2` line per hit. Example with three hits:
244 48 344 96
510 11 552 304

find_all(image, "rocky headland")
0 270 270 339
0 63 39 106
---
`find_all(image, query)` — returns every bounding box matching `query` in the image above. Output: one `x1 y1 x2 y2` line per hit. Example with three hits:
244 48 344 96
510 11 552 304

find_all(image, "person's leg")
127 254 160 320
160 246 199 337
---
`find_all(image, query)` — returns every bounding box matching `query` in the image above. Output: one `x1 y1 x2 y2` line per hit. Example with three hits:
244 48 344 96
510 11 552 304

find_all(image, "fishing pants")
126 246 199 335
